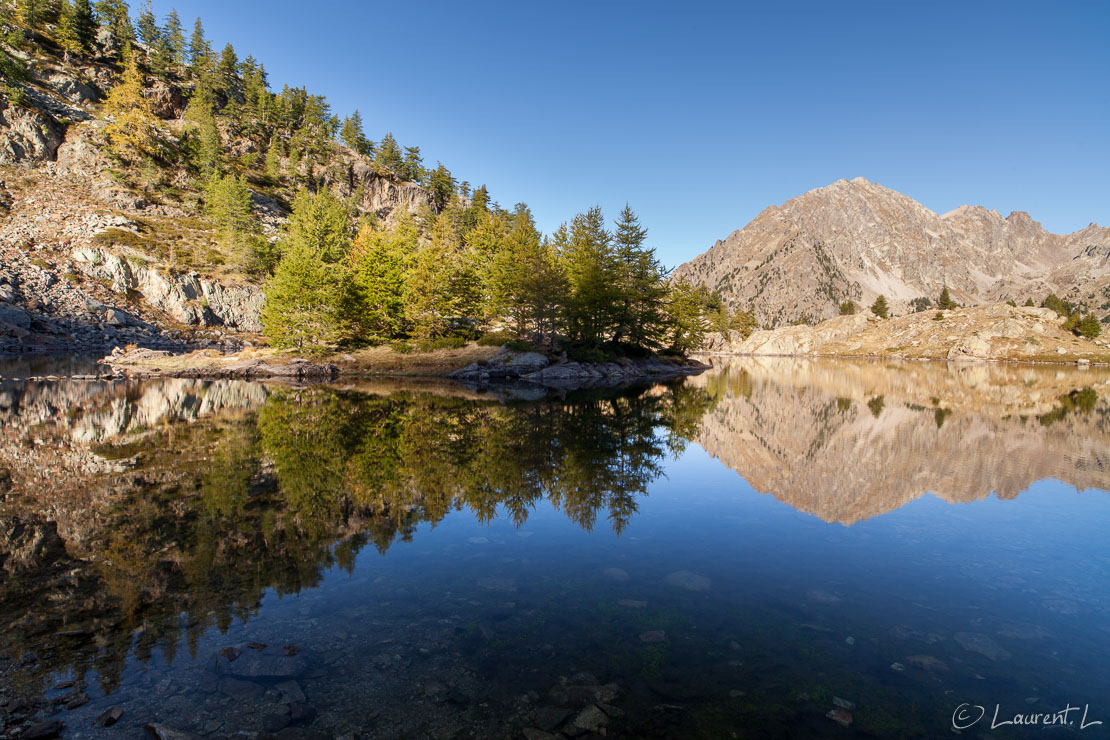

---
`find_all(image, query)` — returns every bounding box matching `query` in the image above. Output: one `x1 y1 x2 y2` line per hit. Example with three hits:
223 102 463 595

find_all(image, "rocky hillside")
0 25 438 352
688 358 1110 524
673 177 1110 327
701 303 1110 364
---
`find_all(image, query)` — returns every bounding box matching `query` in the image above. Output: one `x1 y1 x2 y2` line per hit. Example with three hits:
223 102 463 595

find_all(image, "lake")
1 358 1108 739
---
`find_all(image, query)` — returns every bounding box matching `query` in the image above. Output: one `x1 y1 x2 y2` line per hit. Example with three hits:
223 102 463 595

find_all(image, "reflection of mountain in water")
0 379 711 698
690 358 1110 524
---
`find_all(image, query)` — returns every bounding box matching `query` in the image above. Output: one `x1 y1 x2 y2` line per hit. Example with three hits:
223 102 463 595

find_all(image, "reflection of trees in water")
0 382 713 699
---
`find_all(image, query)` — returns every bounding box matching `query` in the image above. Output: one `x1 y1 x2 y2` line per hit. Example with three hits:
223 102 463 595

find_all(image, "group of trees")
261 192 712 355
1041 293 1101 338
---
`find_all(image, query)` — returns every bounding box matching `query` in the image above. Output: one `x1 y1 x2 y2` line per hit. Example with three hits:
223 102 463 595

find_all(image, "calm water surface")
1 358 1108 739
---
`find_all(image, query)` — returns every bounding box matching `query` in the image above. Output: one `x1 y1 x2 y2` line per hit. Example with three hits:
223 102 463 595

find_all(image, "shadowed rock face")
673 177 1110 326
689 358 1110 523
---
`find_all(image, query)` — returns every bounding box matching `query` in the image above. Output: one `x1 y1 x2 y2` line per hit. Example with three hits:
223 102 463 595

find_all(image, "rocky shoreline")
99 345 709 388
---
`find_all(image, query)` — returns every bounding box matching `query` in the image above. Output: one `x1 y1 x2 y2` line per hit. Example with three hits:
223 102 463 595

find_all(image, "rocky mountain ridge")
674 177 1110 327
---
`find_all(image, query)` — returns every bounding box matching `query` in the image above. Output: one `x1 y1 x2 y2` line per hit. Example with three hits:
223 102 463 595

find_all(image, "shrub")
933 312 945 321
477 331 515 347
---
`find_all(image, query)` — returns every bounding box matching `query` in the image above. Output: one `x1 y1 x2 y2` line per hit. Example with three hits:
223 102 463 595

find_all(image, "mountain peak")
673 182 1105 327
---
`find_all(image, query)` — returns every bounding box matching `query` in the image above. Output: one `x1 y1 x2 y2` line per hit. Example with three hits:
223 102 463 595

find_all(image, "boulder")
0 99 65 163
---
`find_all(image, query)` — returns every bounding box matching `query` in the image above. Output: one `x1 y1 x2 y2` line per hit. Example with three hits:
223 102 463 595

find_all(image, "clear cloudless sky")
155 0 1108 267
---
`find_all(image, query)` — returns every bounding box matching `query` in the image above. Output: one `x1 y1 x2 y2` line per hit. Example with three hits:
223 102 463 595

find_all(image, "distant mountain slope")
673 177 1110 327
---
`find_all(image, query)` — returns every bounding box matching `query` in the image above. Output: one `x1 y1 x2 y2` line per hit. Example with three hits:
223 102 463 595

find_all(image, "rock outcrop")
71 246 264 332
699 303 1109 364
449 347 708 387
674 177 1110 326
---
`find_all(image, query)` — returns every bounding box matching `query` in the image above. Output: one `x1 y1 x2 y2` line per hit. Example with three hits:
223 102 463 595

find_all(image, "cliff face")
688 358 1110 523
0 44 438 350
673 178 1110 327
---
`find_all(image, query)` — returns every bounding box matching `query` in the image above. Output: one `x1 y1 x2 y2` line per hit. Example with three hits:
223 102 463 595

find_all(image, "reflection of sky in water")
102 448 1109 737
3 367 1109 738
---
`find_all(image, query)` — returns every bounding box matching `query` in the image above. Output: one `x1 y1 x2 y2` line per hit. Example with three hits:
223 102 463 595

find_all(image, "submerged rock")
22 720 64 739
215 645 308 678
664 570 711 591
639 630 667 643
954 632 1012 661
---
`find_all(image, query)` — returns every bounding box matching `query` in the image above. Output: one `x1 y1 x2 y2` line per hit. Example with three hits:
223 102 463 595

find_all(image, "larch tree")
262 189 356 351
560 206 619 344
348 217 413 342
103 49 157 162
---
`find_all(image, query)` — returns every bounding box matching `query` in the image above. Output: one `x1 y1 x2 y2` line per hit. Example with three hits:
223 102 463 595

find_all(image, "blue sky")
158 0 1108 267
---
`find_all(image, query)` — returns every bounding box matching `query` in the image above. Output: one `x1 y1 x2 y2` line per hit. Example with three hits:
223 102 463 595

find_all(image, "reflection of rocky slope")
690 359 1110 523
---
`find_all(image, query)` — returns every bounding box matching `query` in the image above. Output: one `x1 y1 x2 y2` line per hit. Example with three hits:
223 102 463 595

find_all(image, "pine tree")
217 42 238 79
103 48 157 161
427 163 456 211
339 110 370 155
373 132 403 174
406 211 462 339
188 16 210 73
1077 314 1102 339
16 0 49 34
938 286 957 309
401 145 424 183
135 0 159 48
870 295 889 319
95 0 133 48
261 189 356 350
205 174 266 273
162 9 185 67
71 0 95 50
730 308 758 338
56 0 84 58
839 300 857 315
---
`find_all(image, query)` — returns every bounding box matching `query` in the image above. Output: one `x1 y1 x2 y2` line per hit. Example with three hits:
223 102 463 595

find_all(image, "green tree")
839 300 857 315
730 308 758 338
205 174 267 273
95 0 133 48
339 110 370 155
560 206 619 344
611 204 665 348
406 212 464 339
348 219 411 342
188 16 210 72
938 286 957 309
664 279 709 355
1023 297 1035 307
56 0 84 58
1077 314 1101 339
489 204 565 344
870 295 889 319
427 162 455 211
401 145 424 183
261 189 356 351
162 9 185 67
1042 293 1072 317
217 42 238 79
135 0 159 47
373 132 403 174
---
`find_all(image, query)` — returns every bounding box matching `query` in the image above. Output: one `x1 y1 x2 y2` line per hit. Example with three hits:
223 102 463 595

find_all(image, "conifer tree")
938 286 957 309
72 0 95 51
103 48 157 161
205 174 267 273
406 211 462 339
561 206 619 344
339 110 370 155
135 0 159 48
870 295 889 319
188 16 210 72
217 42 238 79
262 189 356 350
730 308 758 338
401 145 424 183
162 9 185 66
611 204 666 347
373 132 403 174
56 0 84 58
839 300 857 315
348 217 412 341
95 0 133 48
664 279 709 354
427 163 455 210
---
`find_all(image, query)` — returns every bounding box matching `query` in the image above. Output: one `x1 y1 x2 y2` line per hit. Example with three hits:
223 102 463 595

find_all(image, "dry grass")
110 343 502 377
